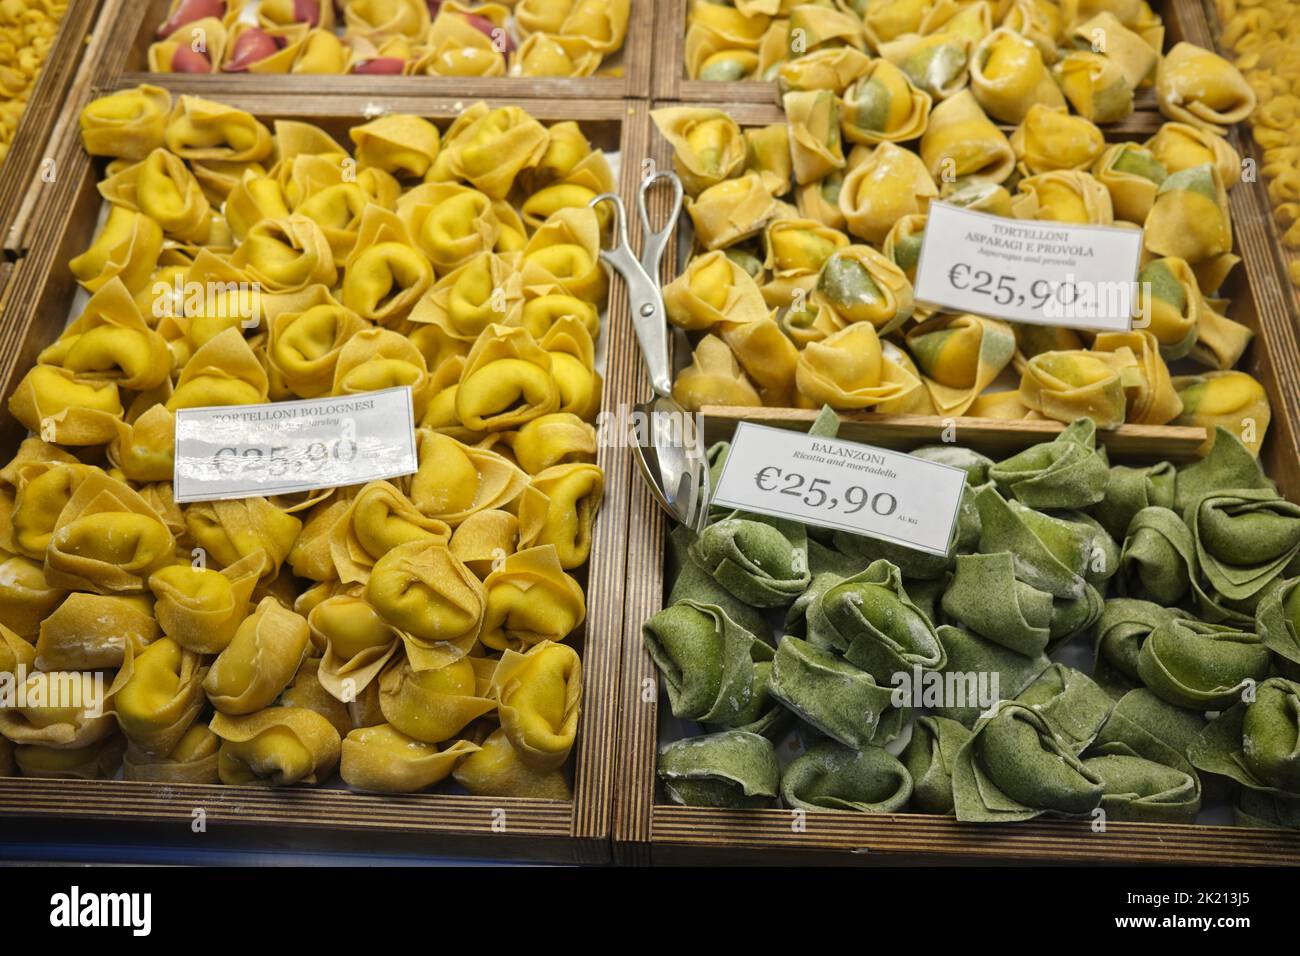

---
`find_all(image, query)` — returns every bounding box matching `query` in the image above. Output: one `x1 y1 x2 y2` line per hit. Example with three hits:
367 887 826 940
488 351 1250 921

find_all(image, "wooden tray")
1197 0 1300 358
614 411 1300 864
91 0 652 100
615 98 1300 866
0 0 113 255
657 0 1200 107
0 94 653 865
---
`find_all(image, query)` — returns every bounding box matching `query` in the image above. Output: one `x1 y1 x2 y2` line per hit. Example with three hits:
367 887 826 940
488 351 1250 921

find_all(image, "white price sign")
174 387 418 504
710 423 966 556
913 202 1143 331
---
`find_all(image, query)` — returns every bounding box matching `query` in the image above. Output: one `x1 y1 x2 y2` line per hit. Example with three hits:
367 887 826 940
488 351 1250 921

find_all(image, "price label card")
174 387 417 504
913 202 1143 331
711 423 966 556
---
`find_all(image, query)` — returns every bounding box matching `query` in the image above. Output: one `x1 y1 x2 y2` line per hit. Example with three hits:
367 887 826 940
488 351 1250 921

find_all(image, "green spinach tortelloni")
658 730 780 809
953 702 1106 823
642 600 783 735
1191 679 1300 825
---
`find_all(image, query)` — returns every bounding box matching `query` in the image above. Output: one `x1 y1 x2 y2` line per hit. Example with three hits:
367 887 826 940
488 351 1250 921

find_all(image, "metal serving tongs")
590 170 711 533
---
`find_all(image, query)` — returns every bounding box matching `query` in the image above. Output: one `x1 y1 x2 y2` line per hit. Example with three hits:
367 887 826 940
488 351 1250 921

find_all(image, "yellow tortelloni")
683 1 768 80
521 150 617 232
264 289 369 399
517 462 604 570
838 59 932 146
514 32 602 78
366 540 486 670
69 206 164 295
210 707 341 786
148 552 263 655
453 725 570 799
541 317 602 422
876 30 972 102
508 413 598 477
43 473 175 594
163 96 275 164
10 461 97 560
409 252 524 345
293 183 370 265
905 314 1017 417
480 545 586 652
203 596 310 715
651 107 747 196
229 215 337 294
98 148 214 245
0 553 67 640
1054 50 1135 124
775 46 870 97
442 104 549 201
717 315 801 407
166 327 270 410
839 143 938 245
79 85 173 161
1135 256 1201 360
665 250 771 333
409 429 529 525
341 206 435 325
13 737 127 781
291 30 352 74
7 366 123 446
795 322 924 411
1017 349 1132 429
815 245 915 336
970 28 1065 125
1172 370 1271 457
919 89 1015 186
1145 122 1241 188
1091 330 1183 425
184 496 303 584
448 510 521 578
520 207 606 304
744 123 793 196
785 90 847 186
38 278 171 392
1156 42 1257 134
0 622 35 679
123 723 220 783
113 638 205 756
490 641 581 772
1093 143 1169 224
341 723 480 792
1143 164 1233 266
1012 170 1115 224
672 334 763 412
455 324 561 433
377 655 496 744
1069 12 1158 91
398 183 499 274
109 404 176 485
327 480 452 584
1010 105 1106 175
308 595 402 705
0 670 117 751
685 172 781 251
349 114 441 179
343 0 430 40
35 593 159 672
330 326 433 419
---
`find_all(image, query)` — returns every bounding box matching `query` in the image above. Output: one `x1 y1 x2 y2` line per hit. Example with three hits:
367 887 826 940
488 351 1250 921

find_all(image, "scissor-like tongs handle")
589 170 685 398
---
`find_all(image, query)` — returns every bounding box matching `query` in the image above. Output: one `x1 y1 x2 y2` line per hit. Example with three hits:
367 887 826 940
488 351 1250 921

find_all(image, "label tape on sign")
711 422 966 556
913 202 1143 332
173 387 417 504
